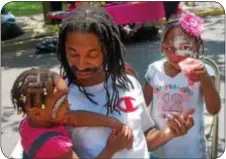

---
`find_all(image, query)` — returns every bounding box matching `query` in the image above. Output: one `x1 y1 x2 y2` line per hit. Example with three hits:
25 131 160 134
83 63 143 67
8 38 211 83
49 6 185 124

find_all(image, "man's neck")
78 71 105 87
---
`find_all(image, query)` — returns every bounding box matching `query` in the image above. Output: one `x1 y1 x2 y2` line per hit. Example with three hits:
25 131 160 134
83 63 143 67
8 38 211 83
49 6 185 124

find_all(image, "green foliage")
3 2 43 16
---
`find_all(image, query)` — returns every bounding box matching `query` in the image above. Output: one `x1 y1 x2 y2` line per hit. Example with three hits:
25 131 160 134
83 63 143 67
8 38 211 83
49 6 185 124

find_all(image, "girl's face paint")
162 27 199 69
173 36 196 56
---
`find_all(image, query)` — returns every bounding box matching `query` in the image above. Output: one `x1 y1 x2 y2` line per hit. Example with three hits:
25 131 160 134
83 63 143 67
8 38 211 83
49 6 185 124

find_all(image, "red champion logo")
117 96 138 113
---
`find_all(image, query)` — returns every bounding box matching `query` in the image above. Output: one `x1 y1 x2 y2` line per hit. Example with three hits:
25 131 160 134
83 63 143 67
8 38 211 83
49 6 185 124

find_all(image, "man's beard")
69 64 104 81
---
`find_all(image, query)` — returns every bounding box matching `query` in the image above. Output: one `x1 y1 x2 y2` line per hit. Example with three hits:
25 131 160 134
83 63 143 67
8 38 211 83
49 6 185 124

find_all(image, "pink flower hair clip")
179 12 204 37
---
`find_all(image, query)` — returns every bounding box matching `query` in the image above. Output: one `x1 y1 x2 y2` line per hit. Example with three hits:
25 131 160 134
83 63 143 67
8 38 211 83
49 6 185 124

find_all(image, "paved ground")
180 1 223 13
1 14 225 158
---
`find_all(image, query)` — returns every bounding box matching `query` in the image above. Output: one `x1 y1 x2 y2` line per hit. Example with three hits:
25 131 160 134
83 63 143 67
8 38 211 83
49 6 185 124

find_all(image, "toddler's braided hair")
11 68 57 114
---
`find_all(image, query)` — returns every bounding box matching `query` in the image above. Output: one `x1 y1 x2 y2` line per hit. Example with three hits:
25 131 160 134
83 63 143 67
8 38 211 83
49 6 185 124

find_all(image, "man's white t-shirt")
145 59 215 159
66 75 155 158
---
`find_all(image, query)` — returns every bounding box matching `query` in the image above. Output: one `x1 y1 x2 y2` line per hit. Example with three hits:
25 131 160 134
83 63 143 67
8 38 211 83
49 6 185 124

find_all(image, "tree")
42 2 62 24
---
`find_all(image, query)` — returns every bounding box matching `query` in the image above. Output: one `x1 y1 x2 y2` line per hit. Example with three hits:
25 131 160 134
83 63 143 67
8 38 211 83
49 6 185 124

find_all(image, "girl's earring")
160 52 165 59
160 45 166 59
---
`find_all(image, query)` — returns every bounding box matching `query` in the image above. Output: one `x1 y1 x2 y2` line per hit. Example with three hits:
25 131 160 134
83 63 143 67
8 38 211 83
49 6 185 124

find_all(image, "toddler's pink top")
20 117 73 159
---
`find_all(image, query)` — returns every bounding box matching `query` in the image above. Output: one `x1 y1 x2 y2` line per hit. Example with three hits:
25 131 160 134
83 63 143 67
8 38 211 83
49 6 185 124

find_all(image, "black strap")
28 132 62 159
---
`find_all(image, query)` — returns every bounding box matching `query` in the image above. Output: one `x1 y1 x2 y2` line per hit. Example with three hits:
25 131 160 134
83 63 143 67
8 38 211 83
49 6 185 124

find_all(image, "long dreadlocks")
56 6 133 115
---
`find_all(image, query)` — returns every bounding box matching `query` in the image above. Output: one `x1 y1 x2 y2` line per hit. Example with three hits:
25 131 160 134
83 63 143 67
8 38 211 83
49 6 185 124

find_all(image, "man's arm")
66 111 122 132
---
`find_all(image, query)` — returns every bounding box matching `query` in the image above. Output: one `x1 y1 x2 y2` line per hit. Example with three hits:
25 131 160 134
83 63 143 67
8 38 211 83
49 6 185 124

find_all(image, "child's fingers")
167 116 181 136
170 119 181 136
124 127 133 149
109 130 117 139
189 66 206 77
194 70 206 77
194 63 205 70
121 125 129 137
111 129 117 136
188 74 199 80
125 126 130 138
187 71 199 81
126 131 133 149
166 119 177 136
186 115 194 130
127 127 132 139
171 113 187 135
117 125 133 149
183 108 195 121
117 133 131 150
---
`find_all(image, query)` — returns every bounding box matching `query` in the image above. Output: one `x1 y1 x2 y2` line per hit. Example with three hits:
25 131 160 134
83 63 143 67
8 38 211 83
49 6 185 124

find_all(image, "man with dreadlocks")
56 6 195 158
